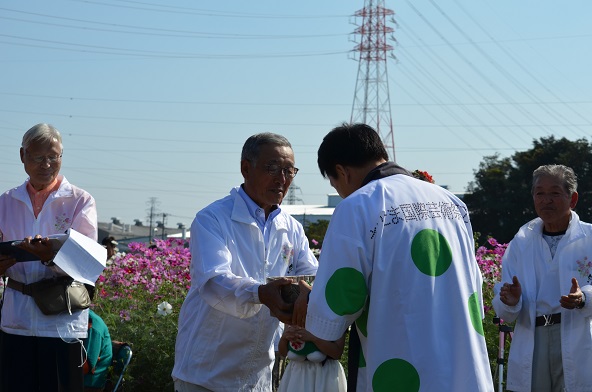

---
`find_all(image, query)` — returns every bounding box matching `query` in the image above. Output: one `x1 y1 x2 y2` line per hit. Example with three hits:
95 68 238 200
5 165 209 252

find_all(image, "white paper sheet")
52 229 107 286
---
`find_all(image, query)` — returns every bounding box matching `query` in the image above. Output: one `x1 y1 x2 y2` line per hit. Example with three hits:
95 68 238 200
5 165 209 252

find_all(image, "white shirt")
0 176 97 338
534 233 564 316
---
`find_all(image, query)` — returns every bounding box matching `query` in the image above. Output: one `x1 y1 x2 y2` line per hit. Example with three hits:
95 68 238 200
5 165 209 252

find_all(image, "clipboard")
0 241 38 262
0 237 65 262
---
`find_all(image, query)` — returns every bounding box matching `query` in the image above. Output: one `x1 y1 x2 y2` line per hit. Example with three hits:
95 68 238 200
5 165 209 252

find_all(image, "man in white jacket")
493 164 592 392
0 123 98 392
302 123 493 391
172 133 318 392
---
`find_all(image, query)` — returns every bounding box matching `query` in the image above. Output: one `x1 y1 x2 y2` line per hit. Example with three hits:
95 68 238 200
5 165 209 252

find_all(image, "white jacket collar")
525 210 584 241
229 187 289 231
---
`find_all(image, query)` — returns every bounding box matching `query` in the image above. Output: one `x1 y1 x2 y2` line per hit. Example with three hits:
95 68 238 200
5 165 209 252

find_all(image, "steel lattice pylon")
350 0 396 160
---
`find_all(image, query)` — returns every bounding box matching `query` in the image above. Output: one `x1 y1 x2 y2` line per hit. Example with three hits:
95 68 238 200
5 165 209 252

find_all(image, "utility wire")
397 19 536 144
71 0 350 19
428 0 588 139
0 10 349 39
405 1 557 137
452 0 592 135
0 34 350 59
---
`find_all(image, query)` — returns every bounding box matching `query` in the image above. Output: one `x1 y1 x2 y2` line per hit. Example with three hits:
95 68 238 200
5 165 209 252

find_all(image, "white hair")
21 123 63 151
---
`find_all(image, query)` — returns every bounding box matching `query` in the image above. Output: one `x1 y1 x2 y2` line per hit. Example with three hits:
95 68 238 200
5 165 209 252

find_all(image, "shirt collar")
360 161 412 187
238 185 281 225
26 176 60 196
26 176 62 218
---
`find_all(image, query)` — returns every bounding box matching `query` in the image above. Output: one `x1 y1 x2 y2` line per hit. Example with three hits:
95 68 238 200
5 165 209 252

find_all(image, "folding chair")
107 341 133 392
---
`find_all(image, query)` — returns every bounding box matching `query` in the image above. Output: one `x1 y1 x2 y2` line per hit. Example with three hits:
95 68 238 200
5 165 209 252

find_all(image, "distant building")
100 187 466 247
282 186 466 229
280 194 341 227
98 218 188 251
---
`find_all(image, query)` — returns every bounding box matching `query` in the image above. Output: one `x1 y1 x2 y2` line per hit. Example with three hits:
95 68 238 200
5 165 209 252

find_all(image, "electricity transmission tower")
146 197 161 243
285 184 303 205
350 0 396 160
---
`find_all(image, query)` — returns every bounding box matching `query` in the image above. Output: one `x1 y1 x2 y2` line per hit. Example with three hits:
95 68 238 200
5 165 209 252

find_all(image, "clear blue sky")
1 0 591 228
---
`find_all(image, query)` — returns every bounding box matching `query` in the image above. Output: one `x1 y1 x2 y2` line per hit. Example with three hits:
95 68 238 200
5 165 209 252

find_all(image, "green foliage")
465 136 592 243
91 235 511 391
474 236 512 388
93 283 183 391
304 219 330 248
92 239 191 392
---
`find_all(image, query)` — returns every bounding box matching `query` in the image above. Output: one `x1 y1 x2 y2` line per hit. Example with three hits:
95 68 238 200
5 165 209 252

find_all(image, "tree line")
304 136 592 245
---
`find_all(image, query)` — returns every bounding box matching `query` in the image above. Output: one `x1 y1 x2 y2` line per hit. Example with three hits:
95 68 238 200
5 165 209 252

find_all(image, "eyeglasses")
265 163 299 179
25 150 63 164
534 191 566 200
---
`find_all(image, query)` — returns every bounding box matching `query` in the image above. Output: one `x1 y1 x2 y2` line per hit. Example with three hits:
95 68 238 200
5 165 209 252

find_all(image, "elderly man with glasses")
0 123 98 392
493 165 592 392
172 132 318 392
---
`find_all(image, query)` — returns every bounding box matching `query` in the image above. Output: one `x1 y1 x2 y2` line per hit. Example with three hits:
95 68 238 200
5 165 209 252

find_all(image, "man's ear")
240 159 250 179
335 164 349 183
570 192 579 209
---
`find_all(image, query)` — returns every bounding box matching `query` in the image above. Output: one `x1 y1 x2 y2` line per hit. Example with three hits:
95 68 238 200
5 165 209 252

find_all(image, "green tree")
465 136 592 243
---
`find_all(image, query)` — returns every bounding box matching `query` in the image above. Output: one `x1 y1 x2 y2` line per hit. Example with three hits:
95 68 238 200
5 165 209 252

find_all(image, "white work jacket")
0 176 97 338
172 187 318 392
493 211 592 392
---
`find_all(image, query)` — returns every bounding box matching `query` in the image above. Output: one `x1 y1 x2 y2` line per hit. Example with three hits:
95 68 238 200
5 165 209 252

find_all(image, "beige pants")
531 323 565 392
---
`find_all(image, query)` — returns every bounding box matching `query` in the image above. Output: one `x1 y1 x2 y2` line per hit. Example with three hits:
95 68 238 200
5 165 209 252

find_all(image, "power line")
0 9 349 40
0 34 350 59
71 0 350 19
426 0 587 139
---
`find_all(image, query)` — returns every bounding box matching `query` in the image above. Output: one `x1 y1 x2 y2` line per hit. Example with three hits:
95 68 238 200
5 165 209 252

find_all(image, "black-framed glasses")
265 163 299 179
25 150 63 164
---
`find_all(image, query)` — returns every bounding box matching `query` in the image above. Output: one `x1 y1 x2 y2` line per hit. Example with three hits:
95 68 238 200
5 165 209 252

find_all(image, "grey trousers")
531 323 565 392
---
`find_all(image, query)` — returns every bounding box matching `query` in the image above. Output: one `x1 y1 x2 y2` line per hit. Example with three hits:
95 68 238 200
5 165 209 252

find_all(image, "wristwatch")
41 258 55 267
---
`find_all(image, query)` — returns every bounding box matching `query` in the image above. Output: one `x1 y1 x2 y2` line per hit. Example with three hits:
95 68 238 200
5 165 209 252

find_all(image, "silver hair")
241 132 292 164
532 164 578 195
21 123 63 151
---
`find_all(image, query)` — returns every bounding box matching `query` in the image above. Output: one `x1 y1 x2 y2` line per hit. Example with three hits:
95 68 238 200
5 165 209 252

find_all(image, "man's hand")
292 280 312 327
16 236 55 264
259 278 293 324
560 277 585 310
499 275 521 306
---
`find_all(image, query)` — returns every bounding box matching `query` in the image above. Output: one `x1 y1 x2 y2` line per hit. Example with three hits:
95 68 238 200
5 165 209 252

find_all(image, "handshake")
268 275 315 303
259 275 315 326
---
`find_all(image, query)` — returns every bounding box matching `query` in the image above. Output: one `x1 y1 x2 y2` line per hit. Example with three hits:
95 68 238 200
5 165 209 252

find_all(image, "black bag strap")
6 278 32 296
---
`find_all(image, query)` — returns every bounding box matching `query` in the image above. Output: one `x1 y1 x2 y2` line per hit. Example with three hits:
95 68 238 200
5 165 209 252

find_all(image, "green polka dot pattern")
372 358 420 392
468 292 484 336
325 267 367 316
410 229 453 276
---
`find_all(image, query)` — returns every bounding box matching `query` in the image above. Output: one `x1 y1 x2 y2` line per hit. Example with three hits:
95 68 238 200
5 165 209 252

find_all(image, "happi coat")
172 187 318 392
306 171 493 391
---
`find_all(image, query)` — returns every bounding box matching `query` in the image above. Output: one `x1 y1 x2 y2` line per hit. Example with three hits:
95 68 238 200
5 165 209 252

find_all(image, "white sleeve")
492 241 523 323
190 210 263 319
